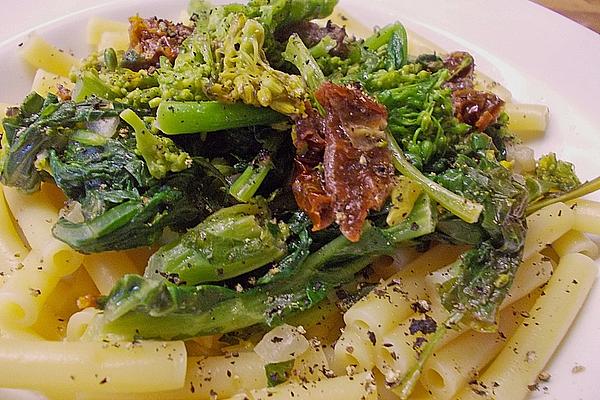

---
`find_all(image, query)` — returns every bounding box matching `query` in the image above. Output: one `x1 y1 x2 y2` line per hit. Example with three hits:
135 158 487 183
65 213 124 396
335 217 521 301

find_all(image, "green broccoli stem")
526 176 600 215
72 71 116 102
92 194 436 340
156 101 287 134
229 152 274 202
283 33 326 92
387 133 484 223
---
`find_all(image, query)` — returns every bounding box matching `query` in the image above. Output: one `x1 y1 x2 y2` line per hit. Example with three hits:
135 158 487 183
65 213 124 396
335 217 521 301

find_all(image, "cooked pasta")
86 17 129 46
570 199 600 235
504 103 549 141
19 34 79 77
455 253 597 399
0 340 187 393
31 69 74 97
419 293 538 400
552 229 599 259
0 186 27 284
375 252 553 379
246 371 377 400
0 3 598 400
0 187 83 328
83 252 142 295
97 32 130 52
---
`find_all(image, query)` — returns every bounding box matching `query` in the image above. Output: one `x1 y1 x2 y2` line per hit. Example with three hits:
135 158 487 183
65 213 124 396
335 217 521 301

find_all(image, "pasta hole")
51 248 81 276
423 368 445 389
0 300 28 325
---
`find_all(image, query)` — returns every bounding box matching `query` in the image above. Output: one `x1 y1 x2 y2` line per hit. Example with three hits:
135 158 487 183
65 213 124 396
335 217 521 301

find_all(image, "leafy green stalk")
0 93 120 193
283 33 326 92
387 133 483 223
49 138 231 253
72 71 117 102
52 188 186 253
363 23 409 70
364 23 406 53
156 101 286 134
145 203 289 285
255 0 338 28
89 194 436 340
526 176 600 215
523 153 599 215
394 157 529 398
265 359 295 387
229 151 274 202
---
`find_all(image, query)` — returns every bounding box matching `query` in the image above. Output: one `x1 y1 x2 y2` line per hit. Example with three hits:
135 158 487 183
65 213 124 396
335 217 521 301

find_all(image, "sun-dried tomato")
443 51 475 91
291 160 334 231
292 83 395 242
126 16 193 71
452 88 505 131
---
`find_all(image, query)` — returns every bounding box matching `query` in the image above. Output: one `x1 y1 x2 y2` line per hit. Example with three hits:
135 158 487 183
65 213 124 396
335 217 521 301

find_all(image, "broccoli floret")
524 152 581 205
209 14 307 115
120 109 191 179
161 13 308 116
165 0 339 114
536 152 580 192
73 50 161 108
156 39 213 102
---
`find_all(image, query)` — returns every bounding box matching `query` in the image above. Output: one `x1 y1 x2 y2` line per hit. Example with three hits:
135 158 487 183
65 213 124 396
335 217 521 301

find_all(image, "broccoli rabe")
120 109 191 179
0 93 122 193
87 193 436 340
526 152 580 202
1 93 233 253
524 153 600 215
207 11 310 115
74 51 161 107
393 145 529 398
146 203 289 285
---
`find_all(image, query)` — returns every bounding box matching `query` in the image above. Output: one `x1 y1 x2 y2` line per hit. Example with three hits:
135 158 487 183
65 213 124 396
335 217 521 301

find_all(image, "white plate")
0 1 598 399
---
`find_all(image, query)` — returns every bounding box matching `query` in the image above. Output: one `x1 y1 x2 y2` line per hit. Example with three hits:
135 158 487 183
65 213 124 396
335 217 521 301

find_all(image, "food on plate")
0 0 599 399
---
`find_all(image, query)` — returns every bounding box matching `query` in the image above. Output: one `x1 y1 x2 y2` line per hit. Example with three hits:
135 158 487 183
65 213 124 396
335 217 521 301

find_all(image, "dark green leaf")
265 359 295 387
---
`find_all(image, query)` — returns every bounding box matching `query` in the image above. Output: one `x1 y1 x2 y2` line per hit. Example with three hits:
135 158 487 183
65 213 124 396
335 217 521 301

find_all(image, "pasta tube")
20 34 79 77
523 202 574 259
552 230 598 259
31 69 73 96
569 199 600 235
0 247 83 328
455 253 597 400
86 17 128 46
0 340 186 393
376 253 552 377
419 293 537 400
333 246 465 372
504 103 549 141
76 352 267 400
97 32 130 52
0 186 27 284
344 245 465 335
0 187 84 327
247 371 377 400
83 252 142 295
